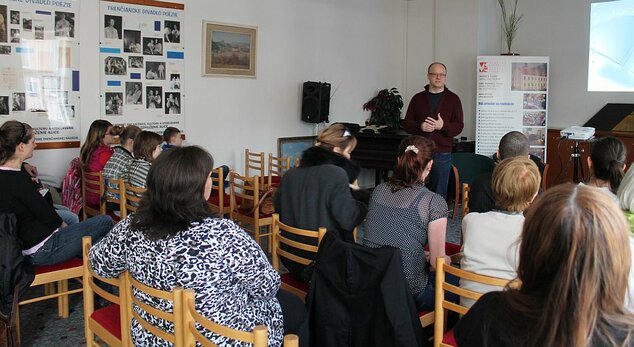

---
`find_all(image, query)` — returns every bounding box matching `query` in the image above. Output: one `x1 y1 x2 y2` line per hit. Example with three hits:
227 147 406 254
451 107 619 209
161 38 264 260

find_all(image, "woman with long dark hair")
586 136 627 196
455 184 634 346
79 119 115 206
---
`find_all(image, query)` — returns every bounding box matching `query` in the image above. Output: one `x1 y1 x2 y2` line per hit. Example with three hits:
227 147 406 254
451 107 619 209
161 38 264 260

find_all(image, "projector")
560 126 595 140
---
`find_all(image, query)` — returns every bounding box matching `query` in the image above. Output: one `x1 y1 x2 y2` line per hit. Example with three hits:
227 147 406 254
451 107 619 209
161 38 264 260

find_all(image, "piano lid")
584 103 634 132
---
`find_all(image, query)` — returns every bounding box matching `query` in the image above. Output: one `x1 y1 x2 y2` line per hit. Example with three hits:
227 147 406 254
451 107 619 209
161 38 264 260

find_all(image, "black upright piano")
350 130 407 186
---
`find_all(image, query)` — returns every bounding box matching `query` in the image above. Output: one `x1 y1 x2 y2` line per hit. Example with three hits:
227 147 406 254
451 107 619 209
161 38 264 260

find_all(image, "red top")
85 145 113 206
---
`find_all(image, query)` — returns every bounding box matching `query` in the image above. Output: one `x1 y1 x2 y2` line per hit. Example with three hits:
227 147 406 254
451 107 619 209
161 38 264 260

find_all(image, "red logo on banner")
479 62 489 72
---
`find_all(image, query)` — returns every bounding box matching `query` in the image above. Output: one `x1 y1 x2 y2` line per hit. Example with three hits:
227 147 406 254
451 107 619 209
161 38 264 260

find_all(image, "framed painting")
202 21 256 77
278 136 315 167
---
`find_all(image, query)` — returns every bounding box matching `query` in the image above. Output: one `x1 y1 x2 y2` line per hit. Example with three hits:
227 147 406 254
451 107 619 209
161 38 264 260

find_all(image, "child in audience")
102 125 141 210
585 136 626 199
0 120 113 266
89 146 305 346
161 126 182 151
79 120 116 206
123 131 162 204
616 165 634 312
362 135 450 310
455 184 634 346
460 157 540 308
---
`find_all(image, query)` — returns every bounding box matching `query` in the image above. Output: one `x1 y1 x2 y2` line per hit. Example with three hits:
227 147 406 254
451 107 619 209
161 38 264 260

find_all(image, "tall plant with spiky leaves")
498 0 523 54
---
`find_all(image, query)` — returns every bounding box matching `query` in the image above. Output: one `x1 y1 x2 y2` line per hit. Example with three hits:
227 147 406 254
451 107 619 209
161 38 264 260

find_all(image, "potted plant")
362 88 404 129
498 0 523 55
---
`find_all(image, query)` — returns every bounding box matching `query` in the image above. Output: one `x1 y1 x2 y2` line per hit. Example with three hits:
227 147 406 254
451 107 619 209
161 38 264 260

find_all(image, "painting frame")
202 21 257 77
278 136 315 167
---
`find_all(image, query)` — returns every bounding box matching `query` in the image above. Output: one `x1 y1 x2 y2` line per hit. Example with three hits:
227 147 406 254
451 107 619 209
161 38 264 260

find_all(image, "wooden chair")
433 257 516 347
447 153 495 219
182 289 269 346
266 154 290 189
124 183 146 216
208 166 231 217
461 183 470 218
104 177 126 221
124 272 184 346
542 163 549 189
229 171 273 251
82 236 130 347
16 257 84 342
271 213 326 302
245 149 265 187
81 169 105 220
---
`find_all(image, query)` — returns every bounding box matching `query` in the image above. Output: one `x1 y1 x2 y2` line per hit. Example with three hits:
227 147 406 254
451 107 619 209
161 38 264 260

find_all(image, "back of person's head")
316 123 357 153
590 136 627 194
498 131 529 160
508 184 633 346
79 119 112 169
492 157 540 212
131 146 214 240
388 135 435 192
162 126 180 143
133 131 163 162
0 120 33 164
119 125 141 145
617 164 634 213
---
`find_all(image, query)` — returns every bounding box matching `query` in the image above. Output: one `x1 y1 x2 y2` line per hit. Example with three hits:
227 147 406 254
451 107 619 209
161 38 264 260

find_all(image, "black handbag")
0 287 19 347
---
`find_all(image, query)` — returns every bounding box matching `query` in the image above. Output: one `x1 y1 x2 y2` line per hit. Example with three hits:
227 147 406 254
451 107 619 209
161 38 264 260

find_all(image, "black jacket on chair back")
0 213 34 317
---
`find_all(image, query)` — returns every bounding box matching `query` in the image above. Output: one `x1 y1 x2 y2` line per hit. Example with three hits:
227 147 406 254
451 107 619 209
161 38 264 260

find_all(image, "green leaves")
498 0 523 54
363 88 404 128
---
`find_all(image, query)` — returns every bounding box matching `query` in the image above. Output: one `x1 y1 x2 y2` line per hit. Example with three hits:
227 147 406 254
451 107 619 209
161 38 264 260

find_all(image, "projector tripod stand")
561 140 585 183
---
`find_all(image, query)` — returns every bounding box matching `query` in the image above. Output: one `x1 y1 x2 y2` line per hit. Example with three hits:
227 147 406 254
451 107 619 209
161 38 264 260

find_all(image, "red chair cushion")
207 193 231 206
423 242 461 256
35 258 82 275
417 309 432 318
91 304 121 339
442 328 456 346
281 273 309 292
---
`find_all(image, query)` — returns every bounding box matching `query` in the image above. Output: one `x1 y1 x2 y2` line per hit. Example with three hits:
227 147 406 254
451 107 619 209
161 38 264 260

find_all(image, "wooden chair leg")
44 282 54 295
15 307 21 345
58 279 70 318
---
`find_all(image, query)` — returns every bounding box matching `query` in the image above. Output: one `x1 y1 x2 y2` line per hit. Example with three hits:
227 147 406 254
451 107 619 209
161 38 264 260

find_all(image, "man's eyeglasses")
428 73 447 78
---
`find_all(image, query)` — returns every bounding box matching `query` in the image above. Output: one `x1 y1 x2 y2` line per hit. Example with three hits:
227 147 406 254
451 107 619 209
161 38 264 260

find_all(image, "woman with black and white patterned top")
89 146 298 346
362 135 450 311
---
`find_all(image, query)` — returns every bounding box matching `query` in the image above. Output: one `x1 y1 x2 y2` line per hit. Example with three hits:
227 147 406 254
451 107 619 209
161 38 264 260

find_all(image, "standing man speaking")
404 62 464 199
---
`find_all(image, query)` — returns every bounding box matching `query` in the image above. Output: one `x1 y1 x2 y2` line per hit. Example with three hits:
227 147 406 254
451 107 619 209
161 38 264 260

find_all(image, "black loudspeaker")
301 81 331 123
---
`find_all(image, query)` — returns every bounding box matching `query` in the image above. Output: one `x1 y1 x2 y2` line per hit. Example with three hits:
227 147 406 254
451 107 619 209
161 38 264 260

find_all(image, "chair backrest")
124 184 146 215
461 183 470 217
124 271 184 346
229 171 260 219
82 236 130 345
433 257 516 347
271 213 326 271
81 169 105 219
208 166 226 216
182 289 268 347
267 154 290 188
542 163 549 189
105 177 126 217
451 153 495 186
245 149 265 185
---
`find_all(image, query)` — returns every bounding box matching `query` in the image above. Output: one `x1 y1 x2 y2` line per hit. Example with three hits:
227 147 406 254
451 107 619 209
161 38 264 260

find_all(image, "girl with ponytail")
587 136 626 195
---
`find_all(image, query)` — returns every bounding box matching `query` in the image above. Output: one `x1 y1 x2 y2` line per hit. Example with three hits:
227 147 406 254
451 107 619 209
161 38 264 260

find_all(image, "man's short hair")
493 156 541 212
162 126 180 143
427 62 447 74
499 131 529 159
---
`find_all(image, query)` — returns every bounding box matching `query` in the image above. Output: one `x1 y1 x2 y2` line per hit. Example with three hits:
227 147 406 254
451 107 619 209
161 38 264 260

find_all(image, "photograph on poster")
522 110 546 127
104 15 121 40
511 62 548 91
0 5 6 43
124 30 141 53
143 37 163 55
104 56 127 75
129 56 143 68
145 61 165 80
0 45 10 54
125 82 142 105
530 147 545 161
522 93 547 110
23 18 31 31
523 127 546 146
54 11 74 38
203 21 256 77
10 10 18 25
12 93 25 111
164 20 180 43
169 74 180 89
46 91 68 105
105 92 123 115
34 26 43 40
10 28 19 43
0 96 9 115
165 92 180 114
146 86 162 109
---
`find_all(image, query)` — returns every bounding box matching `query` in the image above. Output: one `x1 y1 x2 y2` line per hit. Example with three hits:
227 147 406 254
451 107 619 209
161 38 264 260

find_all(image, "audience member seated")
274 123 368 282
584 136 626 201
469 131 544 213
0 120 113 266
123 131 163 196
160 126 183 151
460 156 540 308
362 135 451 311
102 125 141 211
616 165 634 312
79 120 116 207
89 146 305 346
455 184 634 346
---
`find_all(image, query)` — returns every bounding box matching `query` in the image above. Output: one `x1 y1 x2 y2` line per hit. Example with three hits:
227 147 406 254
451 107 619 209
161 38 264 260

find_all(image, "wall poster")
0 0 81 148
99 0 184 134
475 56 550 162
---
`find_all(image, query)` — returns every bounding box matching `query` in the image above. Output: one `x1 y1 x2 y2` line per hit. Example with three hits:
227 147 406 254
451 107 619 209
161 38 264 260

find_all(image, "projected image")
588 0 634 91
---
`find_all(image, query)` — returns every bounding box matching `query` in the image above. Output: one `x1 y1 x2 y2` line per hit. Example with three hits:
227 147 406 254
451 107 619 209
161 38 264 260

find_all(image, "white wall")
29 0 407 186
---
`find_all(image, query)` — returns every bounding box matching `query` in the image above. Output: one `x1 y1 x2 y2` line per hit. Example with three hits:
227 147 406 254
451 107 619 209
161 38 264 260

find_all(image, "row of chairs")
81 171 145 221
82 236 299 346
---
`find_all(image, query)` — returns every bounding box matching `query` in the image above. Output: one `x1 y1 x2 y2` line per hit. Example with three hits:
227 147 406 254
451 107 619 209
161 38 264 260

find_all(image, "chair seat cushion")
35 257 82 274
281 273 309 292
423 242 461 256
91 304 121 339
417 309 432 318
443 328 456 346
208 193 231 206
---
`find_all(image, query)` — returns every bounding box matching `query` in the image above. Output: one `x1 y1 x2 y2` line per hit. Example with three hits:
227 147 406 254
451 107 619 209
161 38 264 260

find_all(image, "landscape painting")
203 21 256 77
